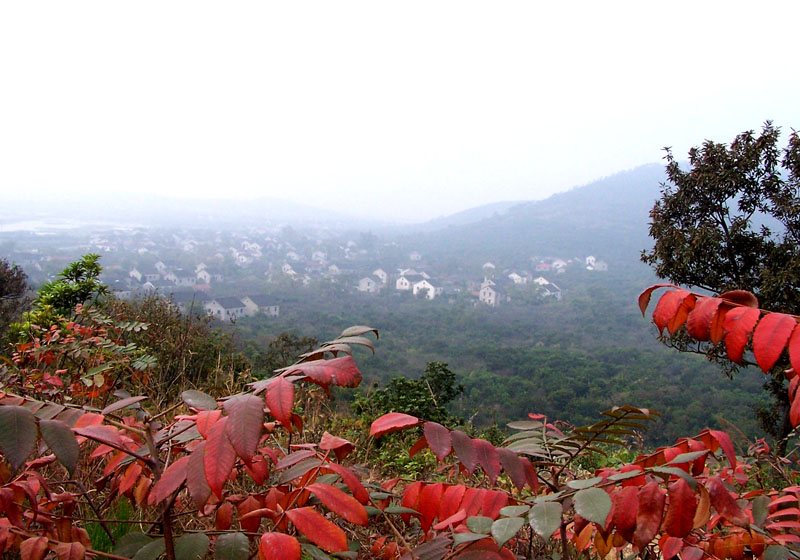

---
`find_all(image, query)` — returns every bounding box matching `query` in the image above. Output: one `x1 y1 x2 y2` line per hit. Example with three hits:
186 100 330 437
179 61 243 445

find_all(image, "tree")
642 122 800 442
0 258 30 351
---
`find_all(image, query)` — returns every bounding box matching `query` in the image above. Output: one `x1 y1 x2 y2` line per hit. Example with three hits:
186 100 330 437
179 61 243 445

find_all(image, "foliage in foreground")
0 286 800 560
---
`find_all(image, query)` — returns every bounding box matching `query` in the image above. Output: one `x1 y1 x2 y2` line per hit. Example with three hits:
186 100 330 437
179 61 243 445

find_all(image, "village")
2 224 609 322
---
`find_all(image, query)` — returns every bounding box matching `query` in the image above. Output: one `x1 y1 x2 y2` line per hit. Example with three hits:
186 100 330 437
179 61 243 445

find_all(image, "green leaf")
181 390 218 411
175 533 210 560
133 538 166 560
302 544 332 560
491 516 525 547
0 406 37 471
507 420 544 430
113 533 153 559
573 488 612 525
764 546 790 560
566 476 603 490
365 506 382 517
453 533 490 546
649 466 698 489
466 516 493 534
215 533 250 560
751 495 771 528
666 450 709 465
383 506 420 515
607 470 644 482
39 419 79 476
529 502 562 540
499 505 530 517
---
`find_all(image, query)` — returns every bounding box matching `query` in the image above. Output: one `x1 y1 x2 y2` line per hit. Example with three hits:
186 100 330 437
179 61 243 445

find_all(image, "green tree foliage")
642 122 800 443
354 361 463 425
248 332 318 376
0 258 30 353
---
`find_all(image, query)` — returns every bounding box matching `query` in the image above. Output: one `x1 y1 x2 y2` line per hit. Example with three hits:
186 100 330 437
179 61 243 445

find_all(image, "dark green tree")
0 259 30 353
642 122 800 443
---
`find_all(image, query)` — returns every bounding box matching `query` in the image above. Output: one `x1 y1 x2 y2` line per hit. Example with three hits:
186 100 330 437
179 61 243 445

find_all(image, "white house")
508 272 526 285
412 279 438 300
241 295 280 317
396 272 425 291
357 276 381 294
204 297 250 321
372 268 388 284
409 251 422 262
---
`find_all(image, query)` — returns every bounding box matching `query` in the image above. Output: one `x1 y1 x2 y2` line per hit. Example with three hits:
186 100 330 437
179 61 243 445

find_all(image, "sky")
1 1 799 223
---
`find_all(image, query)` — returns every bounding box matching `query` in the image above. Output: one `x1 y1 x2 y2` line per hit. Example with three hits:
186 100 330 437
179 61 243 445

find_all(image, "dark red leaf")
319 431 354 461
473 439 501 484
20 536 48 560
307 482 368 525
706 430 737 469
370 413 420 437
186 441 211 508
286 507 348 553
73 425 124 449
204 417 236 499
266 377 294 430
790 324 800 375
101 396 147 416
196 409 222 439
723 307 761 364
707 477 748 527
612 486 638 542
753 313 797 372
238 496 262 533
288 356 362 388
451 430 477 474
259 533 301 560
54 542 85 560
149 455 189 505
663 478 696 538
480 490 508 519
400 481 424 524
423 422 451 461
497 448 527 492
686 297 723 341
223 394 264 462
632 482 666 550
418 483 445 532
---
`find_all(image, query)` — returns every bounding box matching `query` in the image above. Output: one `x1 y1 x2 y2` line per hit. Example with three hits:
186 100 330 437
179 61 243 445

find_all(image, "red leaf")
289 356 362 388
266 377 294 430
259 533 301 560
719 290 759 307
118 462 142 496
663 478 696 538
461 488 484 517
238 496 262 533
497 448 527 492
319 431 354 461
707 430 737 470
204 417 236 499
473 439 501 484
661 536 684 559
186 441 211 508
789 324 800 375
423 421 451 461
307 482 368 525
723 307 761 364
451 430 477 474
433 508 467 531
408 436 428 458
753 313 797 372
668 293 697 334
652 289 692 333
686 297 724 341
215 502 233 530
632 482 666 550
285 507 348 553
707 477 748 527
439 484 467 522
400 481 424 524
369 413 420 437
791 392 800 427
224 394 264 462
320 462 369 504
20 537 48 560
196 409 222 440
710 303 732 344
418 482 445 532
480 490 508 519
148 455 189 505
638 283 677 316
73 425 123 449
612 486 638 542
54 542 85 560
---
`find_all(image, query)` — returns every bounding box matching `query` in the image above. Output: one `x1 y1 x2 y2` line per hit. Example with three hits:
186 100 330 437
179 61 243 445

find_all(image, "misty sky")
1 1 799 223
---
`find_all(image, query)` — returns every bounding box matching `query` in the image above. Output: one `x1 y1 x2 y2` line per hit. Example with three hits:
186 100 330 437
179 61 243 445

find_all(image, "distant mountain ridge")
405 163 666 266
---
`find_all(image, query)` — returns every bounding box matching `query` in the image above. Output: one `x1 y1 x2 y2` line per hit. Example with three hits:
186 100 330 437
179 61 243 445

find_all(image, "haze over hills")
406 163 666 267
